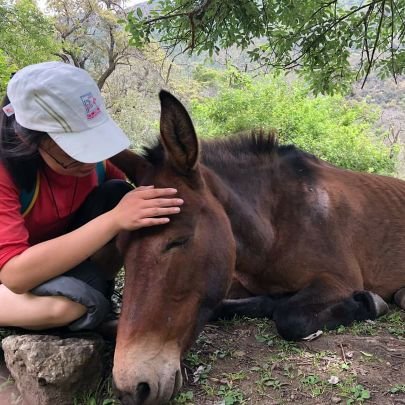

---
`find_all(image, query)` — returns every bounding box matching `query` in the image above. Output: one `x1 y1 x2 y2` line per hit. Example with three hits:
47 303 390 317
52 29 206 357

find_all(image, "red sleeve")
105 160 126 181
0 164 30 270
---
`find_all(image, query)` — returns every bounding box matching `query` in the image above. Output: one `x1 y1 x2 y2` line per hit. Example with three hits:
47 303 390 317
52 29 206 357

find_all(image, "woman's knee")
48 296 87 326
0 287 88 329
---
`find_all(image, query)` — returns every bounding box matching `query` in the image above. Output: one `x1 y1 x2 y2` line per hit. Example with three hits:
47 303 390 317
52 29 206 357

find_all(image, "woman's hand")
111 186 184 231
0 185 183 293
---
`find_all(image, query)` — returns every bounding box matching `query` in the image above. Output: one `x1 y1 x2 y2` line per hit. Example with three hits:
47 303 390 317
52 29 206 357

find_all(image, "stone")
233 350 246 358
328 375 339 385
2 334 105 405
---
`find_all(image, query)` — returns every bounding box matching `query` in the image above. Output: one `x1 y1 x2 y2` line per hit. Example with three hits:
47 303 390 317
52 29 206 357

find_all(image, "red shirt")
0 161 125 269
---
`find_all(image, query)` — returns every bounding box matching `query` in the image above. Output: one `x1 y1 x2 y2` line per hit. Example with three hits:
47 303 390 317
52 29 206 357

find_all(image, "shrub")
191 75 395 175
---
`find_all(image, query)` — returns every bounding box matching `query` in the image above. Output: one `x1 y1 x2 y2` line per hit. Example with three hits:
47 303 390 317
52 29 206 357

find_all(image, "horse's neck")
203 165 277 263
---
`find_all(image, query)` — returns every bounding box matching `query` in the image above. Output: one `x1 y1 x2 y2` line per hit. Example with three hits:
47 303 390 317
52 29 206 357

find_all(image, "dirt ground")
0 357 21 405
0 308 404 405
175 308 405 405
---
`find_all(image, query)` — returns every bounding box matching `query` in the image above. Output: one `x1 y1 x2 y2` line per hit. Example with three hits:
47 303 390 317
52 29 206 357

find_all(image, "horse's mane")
201 129 278 165
142 130 316 170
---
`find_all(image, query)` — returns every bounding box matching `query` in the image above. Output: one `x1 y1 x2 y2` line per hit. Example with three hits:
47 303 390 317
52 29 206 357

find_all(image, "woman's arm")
0 187 183 294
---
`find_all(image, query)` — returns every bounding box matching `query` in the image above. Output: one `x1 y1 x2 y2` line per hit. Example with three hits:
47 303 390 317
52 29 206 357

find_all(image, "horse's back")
307 162 405 298
205 138 405 300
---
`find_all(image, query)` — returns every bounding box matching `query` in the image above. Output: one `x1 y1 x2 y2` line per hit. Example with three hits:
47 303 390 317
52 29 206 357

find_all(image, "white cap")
5 61 130 163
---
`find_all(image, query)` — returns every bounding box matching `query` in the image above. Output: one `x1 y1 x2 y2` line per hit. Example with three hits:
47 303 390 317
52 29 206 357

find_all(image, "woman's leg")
90 240 123 282
31 260 112 331
0 284 86 330
5 180 133 333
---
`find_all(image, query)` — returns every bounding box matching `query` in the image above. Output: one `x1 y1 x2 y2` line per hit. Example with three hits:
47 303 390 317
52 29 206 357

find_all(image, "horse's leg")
394 288 405 309
211 294 292 321
272 274 389 341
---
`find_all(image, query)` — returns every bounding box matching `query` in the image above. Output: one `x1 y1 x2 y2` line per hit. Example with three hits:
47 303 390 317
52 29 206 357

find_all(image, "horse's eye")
164 237 190 252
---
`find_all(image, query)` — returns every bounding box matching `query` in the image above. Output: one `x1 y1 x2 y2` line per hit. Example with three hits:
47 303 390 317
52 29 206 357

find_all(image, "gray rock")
1 334 105 405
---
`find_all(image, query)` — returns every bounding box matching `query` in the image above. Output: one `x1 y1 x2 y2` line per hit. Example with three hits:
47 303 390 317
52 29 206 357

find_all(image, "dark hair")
0 95 47 191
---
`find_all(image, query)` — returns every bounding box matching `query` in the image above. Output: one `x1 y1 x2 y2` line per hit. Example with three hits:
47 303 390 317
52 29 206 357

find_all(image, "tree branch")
361 0 385 88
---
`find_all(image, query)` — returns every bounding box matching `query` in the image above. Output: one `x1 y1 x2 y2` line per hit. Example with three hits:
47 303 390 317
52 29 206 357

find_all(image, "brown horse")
110 91 405 405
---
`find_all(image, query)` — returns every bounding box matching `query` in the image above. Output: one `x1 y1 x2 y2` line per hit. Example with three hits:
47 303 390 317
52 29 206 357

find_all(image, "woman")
0 61 183 332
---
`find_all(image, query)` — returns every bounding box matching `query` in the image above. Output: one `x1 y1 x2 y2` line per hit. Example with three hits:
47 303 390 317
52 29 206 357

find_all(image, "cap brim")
48 118 130 163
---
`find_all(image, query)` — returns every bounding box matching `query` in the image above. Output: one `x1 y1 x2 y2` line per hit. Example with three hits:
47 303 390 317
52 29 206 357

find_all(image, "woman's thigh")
0 284 86 330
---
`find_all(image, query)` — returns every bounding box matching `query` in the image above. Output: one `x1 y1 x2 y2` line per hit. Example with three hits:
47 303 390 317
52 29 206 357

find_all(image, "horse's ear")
109 149 152 185
159 90 199 174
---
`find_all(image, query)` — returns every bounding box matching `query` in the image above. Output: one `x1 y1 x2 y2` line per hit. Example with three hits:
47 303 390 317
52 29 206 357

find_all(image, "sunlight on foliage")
192 72 396 174
0 0 59 95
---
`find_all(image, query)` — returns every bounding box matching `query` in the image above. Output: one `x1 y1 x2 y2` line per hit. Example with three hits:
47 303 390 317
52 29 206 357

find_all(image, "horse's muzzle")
113 338 183 405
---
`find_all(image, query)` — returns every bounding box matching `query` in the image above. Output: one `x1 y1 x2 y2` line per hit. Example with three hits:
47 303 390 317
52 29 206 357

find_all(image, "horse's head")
113 91 236 405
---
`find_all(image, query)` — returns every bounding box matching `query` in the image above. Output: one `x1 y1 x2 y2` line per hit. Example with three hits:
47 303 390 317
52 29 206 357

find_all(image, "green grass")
73 376 117 405
338 381 371 404
388 384 405 394
333 308 405 338
170 390 194 405
2 308 403 405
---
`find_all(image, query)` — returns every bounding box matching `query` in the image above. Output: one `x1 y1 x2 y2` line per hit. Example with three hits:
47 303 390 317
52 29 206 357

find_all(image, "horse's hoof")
394 288 405 309
369 292 389 316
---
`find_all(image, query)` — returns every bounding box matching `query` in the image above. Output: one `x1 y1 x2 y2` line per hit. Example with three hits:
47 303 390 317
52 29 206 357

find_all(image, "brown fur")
110 91 405 405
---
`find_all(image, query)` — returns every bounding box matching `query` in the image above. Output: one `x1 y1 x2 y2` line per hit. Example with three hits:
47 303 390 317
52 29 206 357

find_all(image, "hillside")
126 1 405 174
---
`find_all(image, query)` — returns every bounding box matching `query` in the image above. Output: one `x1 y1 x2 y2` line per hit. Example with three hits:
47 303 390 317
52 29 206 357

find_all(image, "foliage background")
0 0 58 93
0 1 404 404
191 71 396 174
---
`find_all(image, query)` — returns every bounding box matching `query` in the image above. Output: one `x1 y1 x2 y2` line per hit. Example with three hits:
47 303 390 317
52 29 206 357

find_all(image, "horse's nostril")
135 382 151 403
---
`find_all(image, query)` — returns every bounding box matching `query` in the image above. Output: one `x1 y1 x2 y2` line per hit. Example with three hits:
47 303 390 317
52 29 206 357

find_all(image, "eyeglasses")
40 147 84 169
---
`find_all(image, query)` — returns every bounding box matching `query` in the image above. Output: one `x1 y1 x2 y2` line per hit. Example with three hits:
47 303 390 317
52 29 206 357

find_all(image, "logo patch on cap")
80 92 101 120
2 103 15 117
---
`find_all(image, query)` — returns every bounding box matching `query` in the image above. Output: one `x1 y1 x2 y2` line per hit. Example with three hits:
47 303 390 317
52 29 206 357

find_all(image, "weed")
301 374 327 397
255 371 283 392
301 375 321 385
224 371 247 382
217 382 246 405
216 316 246 328
359 351 377 363
194 331 214 347
171 390 194 404
339 381 371 403
275 338 302 354
0 376 14 392
388 384 405 394
200 382 216 397
282 364 295 379
185 351 204 367
210 348 230 361
336 321 378 336
348 384 371 403
192 364 212 383
73 377 117 405
255 332 275 346
382 311 405 337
